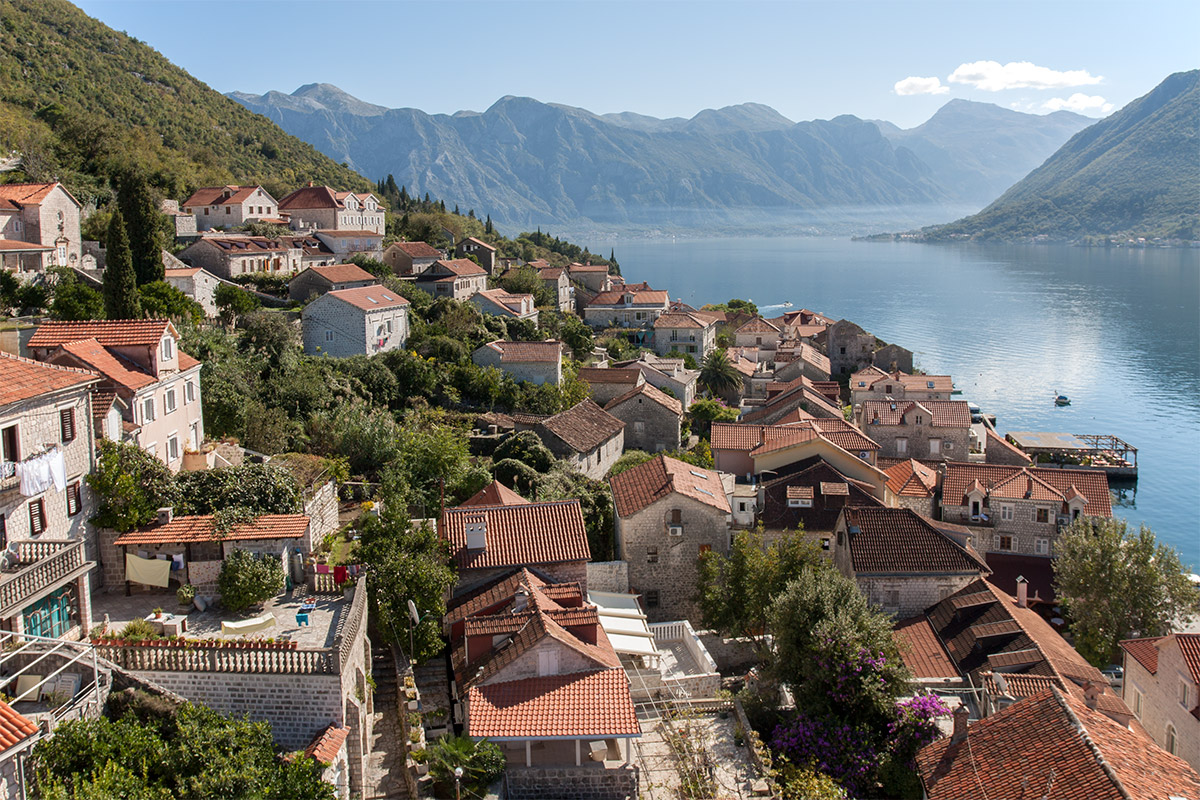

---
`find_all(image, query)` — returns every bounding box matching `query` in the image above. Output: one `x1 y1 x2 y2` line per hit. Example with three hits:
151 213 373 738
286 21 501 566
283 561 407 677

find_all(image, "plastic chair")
296 613 310 627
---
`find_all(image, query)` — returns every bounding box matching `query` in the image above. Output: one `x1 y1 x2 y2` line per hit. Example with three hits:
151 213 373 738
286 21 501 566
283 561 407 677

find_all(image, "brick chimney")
156 507 174 526
1016 575 1028 609
1083 681 1101 710
951 704 970 745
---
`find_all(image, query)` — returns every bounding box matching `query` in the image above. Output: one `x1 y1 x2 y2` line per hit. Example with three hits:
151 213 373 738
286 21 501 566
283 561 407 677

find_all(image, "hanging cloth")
16 452 53 496
333 566 348 585
47 447 66 492
125 553 171 588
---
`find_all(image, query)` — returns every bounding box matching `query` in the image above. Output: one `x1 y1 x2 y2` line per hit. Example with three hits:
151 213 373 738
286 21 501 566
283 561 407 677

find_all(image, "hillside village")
0 176 1197 800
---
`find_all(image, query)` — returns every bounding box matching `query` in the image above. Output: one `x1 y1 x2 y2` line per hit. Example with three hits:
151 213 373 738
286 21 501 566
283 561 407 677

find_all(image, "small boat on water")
781 301 793 307
1054 394 1071 406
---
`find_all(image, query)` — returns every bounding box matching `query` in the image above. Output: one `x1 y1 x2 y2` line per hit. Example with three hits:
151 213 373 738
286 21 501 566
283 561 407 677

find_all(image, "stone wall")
942 500 1061 557
698 632 759 673
586 561 629 594
302 295 408 358
1123 641 1200 771
895 494 936 518
304 480 340 543
853 573 978 619
505 765 639 800
858 417 970 462
606 396 681 454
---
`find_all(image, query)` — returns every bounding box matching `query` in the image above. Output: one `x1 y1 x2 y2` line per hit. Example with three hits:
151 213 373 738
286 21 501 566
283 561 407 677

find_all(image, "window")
225 207 231 215
161 336 174 361
28 499 46 535
1132 689 1142 718
915 415 924 425
1180 680 1192 709
634 421 644 434
929 438 941 455
821 538 831 551
66 482 82 517
895 438 908 454
1001 504 1014 521
998 535 1014 552
839 347 846 355
537 649 559 677
185 381 196 403
1035 508 1050 524
1 423 19 463
885 385 893 394
1166 724 1177 756
167 435 179 462
203 208 209 215
645 590 660 609
1035 537 1049 555
646 547 659 564
59 407 76 442
145 442 157 458
142 397 155 423
788 498 813 508
670 509 682 525
884 589 900 609
325 330 335 342
164 389 177 414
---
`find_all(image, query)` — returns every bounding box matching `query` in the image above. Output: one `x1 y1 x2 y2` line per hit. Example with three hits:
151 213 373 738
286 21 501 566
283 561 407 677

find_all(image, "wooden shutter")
67 483 81 517
59 408 76 442
29 499 45 534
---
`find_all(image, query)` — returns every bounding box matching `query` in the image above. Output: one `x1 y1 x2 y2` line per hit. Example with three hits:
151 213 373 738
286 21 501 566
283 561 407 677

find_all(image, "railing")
649 619 720 676
0 540 87 614
94 641 336 674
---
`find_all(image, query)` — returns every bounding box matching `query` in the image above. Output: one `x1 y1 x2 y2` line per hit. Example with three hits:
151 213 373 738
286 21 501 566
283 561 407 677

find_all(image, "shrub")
117 618 159 643
217 549 284 613
425 735 505 797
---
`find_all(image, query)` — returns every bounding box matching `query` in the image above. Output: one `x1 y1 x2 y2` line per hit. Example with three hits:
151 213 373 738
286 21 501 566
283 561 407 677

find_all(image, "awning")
588 590 656 659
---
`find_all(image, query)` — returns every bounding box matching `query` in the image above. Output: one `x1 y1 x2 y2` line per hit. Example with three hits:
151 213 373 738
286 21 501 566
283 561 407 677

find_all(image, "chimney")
513 586 529 613
1016 575 1028 609
1083 681 1101 710
156 507 174 526
465 515 487 551
951 704 970 745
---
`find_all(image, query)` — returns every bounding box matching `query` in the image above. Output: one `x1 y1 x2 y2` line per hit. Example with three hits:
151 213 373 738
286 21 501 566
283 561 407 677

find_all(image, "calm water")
590 237 1200 568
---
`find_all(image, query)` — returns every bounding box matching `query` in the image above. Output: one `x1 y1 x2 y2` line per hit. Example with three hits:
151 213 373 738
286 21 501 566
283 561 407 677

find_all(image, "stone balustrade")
0 540 87 615
95 640 337 674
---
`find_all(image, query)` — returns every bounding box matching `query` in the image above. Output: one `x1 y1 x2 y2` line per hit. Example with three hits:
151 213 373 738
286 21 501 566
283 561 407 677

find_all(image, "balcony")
0 540 93 619
957 511 995 528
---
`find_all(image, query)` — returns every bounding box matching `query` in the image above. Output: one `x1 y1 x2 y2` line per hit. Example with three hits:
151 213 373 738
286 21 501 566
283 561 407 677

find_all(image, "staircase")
363 640 412 799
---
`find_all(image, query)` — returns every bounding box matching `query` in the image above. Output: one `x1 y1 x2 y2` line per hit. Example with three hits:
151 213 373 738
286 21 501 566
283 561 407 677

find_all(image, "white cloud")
1041 93 1114 114
893 76 950 96
947 60 1103 91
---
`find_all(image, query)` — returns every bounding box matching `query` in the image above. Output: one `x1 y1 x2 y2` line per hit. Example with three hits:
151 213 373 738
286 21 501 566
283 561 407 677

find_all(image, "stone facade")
616 494 730 624
382 242 440 276
505 765 639 800
858 411 970 462
287 267 377 303
586 561 629 594
895 493 936 518
942 498 1067 558
177 237 303 279
301 293 409 358
182 186 278 232
604 391 681 454
0 183 82 271
304 480 340 543
1122 637 1200 770
472 344 562 386
538 426 623 481
826 319 913 376
455 237 496 274
653 317 716 358
164 267 223 318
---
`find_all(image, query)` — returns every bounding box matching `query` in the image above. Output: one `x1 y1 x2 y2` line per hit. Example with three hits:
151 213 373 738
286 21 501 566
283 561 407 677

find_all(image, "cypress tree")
103 208 141 320
453 204 459 215
118 173 165 285
485 214 493 235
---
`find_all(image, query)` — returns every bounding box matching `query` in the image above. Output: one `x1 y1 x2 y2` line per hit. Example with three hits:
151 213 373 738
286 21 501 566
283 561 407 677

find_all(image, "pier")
1006 432 1138 480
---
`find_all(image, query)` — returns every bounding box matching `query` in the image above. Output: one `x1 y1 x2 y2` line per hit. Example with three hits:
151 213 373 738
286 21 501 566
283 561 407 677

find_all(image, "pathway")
363 640 410 799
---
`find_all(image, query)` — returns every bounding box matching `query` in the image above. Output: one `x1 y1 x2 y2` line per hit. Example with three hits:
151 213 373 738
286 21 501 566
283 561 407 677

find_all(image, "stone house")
613 354 699 409
277 185 385 234
301 286 409 358
832 507 988 618
163 267 223 317
610 455 731 624
0 353 99 639
849 367 955 406
604 383 682 454
577 367 644 406
984 428 1035 466
535 265 572 311
440 499 592 597
568 263 613 294
413 258 488 300
857 400 972 462
0 182 83 272
288 263 378 302
455 236 497 274
733 317 782 351
177 235 303 279
825 319 913 376
710 419 881 477
755 457 886 551
313 230 384 261
516 400 624 480
470 288 538 323
740 374 845 425
581 285 670 329
382 241 441 276
472 340 563 385
180 185 280 232
280 234 339 270
773 342 831 382
653 311 718 358
882 458 939 518
30 320 205 472
1120 633 1200 769
940 463 1112 558
160 199 197 238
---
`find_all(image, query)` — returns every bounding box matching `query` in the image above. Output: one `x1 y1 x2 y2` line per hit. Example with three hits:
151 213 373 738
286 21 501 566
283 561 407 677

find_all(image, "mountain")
0 0 371 201
925 70 1200 241
230 88 1089 233
874 100 1092 204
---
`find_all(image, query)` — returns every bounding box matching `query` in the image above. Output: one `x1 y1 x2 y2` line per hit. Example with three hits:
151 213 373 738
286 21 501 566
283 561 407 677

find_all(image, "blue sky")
75 0 1197 128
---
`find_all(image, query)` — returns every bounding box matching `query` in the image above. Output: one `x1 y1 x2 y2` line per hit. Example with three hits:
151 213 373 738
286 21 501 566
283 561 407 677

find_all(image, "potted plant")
152 607 164 619
177 584 197 607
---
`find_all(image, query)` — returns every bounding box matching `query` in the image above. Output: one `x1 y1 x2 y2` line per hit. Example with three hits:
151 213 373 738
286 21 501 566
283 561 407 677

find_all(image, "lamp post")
454 766 463 800
407 599 434 665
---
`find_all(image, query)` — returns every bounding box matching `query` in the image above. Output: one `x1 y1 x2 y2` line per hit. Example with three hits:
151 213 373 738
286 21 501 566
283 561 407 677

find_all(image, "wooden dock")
1006 432 1138 480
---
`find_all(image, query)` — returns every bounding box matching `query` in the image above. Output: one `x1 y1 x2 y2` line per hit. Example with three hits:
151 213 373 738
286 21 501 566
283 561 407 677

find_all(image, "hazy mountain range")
229 85 1093 234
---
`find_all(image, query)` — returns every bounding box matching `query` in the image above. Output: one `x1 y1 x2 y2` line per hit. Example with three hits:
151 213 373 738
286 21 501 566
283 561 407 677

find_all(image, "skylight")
695 487 714 497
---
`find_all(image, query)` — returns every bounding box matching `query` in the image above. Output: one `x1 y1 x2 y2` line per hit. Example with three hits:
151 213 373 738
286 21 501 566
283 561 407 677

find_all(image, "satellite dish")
408 599 420 624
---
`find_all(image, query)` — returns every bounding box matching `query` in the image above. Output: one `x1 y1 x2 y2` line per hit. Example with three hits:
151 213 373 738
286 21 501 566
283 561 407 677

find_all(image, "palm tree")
699 348 742 399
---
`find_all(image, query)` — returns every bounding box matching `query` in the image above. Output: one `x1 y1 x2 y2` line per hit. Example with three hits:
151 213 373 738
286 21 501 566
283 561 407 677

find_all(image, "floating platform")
1006 432 1138 479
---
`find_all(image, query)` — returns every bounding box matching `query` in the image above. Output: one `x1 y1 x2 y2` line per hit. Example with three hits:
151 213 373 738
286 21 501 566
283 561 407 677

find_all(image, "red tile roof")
29 319 176 349
538 400 624 453
861 400 971 428
441 500 591 571
55 338 156 392
304 724 349 764
479 340 563 364
181 185 263 207
113 514 310 545
578 367 642 385
712 420 879 457
430 258 488 277
322 286 408 311
588 288 670 307
201 236 290 254
568 264 610 273
459 480 530 508
467 668 640 739
604 382 683 416
916 688 1200 800
735 317 781 335
843 508 989 575
0 239 51 252
0 700 37 751
0 182 64 206
610 454 730 518
164 267 201 278
856 371 954 394
387 241 442 258
459 236 496 251
1176 633 1200 685
884 458 939 497
893 615 958 679
0 351 98 406
296 263 377 285
277 185 342 210
942 463 1112 517
653 311 714 330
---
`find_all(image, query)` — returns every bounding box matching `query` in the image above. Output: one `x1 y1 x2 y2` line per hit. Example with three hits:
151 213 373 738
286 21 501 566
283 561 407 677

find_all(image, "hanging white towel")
16 452 53 496
47 447 66 492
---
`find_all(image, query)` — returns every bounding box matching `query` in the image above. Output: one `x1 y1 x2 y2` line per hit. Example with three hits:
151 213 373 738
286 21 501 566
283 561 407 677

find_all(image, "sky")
74 0 1198 128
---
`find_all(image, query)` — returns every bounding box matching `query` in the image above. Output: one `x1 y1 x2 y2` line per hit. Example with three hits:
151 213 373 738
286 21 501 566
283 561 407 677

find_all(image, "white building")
302 286 410 358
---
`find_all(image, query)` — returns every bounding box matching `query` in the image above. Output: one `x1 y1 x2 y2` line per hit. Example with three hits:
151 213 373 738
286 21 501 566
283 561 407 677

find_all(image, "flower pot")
414 763 428 776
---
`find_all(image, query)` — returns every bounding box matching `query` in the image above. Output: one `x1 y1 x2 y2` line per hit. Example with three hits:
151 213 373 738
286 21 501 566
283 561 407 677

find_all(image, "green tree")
214 283 260 326
559 314 595 360
425 735 505 796
102 207 142 319
609 450 656 477
139 280 204 325
687 397 739 439
217 549 285 613
1054 517 1200 666
87 440 181 533
118 172 167 284
699 347 743 399
51 275 104 321
492 430 555 472
175 463 303 516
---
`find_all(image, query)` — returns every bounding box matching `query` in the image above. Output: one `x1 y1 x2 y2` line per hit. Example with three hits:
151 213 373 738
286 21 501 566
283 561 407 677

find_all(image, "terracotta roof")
0 700 38 751
916 688 1200 800
986 427 1033 463
712 420 879 457
480 340 562 364
303 724 349 764
459 607 620 688
91 390 118 431
578 367 642 385
758 457 884 534
843 508 989 575
735 317 782 335
1176 633 1200 685
441 500 591 571
856 371 954 394
430 258 487 277
861 400 971 428
942 463 1112 516
885 459 939 497
29 319 175 349
277 185 342 210
459 480 530 508
0 239 51 252
321 286 408 312
200 236 290 254
0 351 99 406
894 615 958 679
181 185 263 207
653 311 714 330
610 454 730 518
604 382 683 416
113 514 310 545
588 288 670 307
467 668 639 739
446 568 583 627
294 263 377 285
459 236 496 251
982 672 1131 718
387 241 441 258
568 264 610 273
741 374 844 423
164 267 201 278
54 338 156 392
538 400 624 453
0 182 63 206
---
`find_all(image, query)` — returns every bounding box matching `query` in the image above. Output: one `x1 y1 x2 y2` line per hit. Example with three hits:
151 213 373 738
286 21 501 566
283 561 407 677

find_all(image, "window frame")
164 389 177 414
59 407 76 443
998 535 1014 552
28 498 46 535
66 481 82 517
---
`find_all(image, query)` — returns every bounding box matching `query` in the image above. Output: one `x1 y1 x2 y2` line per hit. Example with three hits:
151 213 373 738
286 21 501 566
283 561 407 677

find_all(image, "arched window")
1165 723 1177 755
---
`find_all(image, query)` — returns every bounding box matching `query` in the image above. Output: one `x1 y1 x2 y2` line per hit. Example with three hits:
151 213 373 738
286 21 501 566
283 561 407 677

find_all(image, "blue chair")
295 613 310 627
